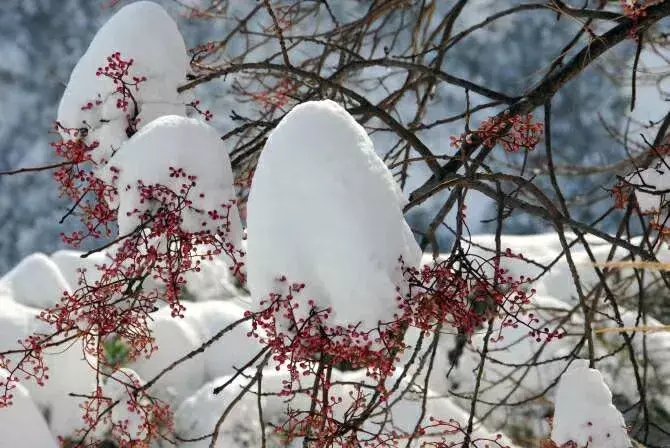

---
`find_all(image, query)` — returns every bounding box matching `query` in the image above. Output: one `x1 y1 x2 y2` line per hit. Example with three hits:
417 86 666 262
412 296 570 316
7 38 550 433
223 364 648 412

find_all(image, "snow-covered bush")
551 360 630 448
246 99 422 331
110 115 242 240
245 100 422 382
57 1 190 165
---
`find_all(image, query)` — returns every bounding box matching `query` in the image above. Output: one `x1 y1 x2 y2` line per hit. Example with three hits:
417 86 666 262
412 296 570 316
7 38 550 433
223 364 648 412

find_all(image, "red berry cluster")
249 78 297 111
451 113 543 153
238 253 557 446
623 0 648 39
0 335 49 408
52 124 118 246
95 52 147 136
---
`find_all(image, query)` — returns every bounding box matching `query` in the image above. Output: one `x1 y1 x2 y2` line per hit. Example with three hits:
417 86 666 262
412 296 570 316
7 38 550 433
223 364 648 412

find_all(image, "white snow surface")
4 229 669 445
415 233 670 439
178 300 261 380
627 158 670 215
0 370 58 448
129 310 205 404
110 115 242 245
103 368 149 443
380 388 511 447
175 369 302 448
50 249 108 291
0 297 97 438
182 254 244 301
0 253 71 309
458 233 670 302
175 368 511 448
400 294 576 438
246 100 421 330
57 1 190 165
551 360 631 448
598 309 670 414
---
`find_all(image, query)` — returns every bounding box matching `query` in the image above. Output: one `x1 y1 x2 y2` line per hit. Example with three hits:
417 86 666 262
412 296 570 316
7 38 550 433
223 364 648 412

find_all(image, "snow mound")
129 311 205 404
0 370 58 448
399 294 578 438
382 388 511 447
426 234 670 439
0 282 11 302
182 255 243 301
0 253 71 309
110 115 242 244
175 368 510 448
0 299 96 438
179 300 261 380
50 249 108 291
246 99 421 329
463 233 667 302
103 368 148 442
551 360 631 448
57 1 189 164
175 369 303 448
330 369 512 447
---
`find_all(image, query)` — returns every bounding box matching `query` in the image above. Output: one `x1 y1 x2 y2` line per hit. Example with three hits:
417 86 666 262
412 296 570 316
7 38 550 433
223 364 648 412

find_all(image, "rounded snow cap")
57 1 190 164
1 253 71 309
246 99 421 330
110 115 242 246
551 359 631 448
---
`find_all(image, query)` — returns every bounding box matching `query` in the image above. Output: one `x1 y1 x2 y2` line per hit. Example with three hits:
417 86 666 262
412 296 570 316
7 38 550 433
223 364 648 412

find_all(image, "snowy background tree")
1 1 670 447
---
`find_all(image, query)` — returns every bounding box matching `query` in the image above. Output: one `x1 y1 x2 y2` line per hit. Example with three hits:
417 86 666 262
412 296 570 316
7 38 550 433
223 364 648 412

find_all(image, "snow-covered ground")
1 231 660 447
